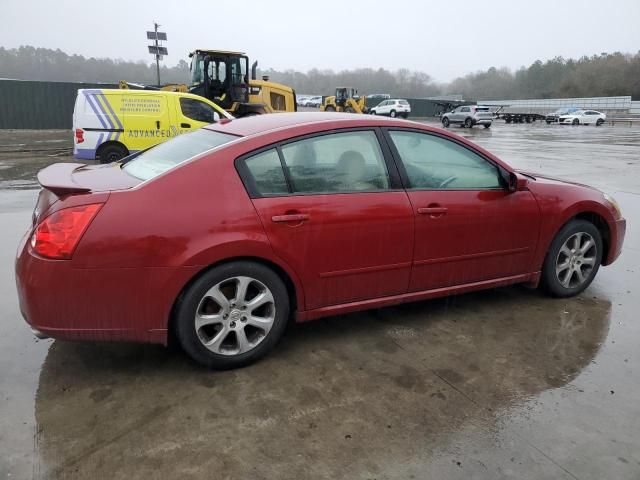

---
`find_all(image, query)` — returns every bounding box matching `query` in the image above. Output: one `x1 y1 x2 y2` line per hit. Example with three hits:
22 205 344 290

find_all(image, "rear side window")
243 149 288 196
123 129 237 181
281 131 390 194
399 100 409 105
180 98 220 123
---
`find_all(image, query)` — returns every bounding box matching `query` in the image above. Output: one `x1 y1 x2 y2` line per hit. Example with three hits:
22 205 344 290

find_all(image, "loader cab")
189 50 249 109
335 87 358 107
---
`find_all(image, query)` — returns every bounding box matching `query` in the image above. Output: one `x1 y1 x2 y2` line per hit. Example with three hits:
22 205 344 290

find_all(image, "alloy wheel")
194 276 276 355
555 232 597 288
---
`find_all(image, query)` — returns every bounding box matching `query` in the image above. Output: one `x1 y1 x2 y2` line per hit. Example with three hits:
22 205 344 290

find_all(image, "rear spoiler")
37 163 91 196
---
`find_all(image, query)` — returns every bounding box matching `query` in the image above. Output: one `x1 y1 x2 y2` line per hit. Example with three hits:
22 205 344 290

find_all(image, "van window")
123 129 237 181
180 98 220 123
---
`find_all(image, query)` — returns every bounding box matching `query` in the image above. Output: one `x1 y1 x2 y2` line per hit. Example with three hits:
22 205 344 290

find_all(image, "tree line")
1 45 639 100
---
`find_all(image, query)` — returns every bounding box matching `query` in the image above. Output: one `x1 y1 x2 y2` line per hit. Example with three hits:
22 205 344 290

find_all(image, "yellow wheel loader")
120 50 296 117
320 87 367 114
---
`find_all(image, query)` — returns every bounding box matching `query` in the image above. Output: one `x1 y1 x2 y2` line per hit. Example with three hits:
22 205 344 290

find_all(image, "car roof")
204 112 426 137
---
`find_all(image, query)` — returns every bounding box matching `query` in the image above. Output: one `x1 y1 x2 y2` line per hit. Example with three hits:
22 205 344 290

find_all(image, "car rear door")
237 129 414 311
384 129 540 291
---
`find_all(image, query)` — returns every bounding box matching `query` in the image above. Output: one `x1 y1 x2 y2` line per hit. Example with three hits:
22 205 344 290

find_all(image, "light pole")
147 23 167 87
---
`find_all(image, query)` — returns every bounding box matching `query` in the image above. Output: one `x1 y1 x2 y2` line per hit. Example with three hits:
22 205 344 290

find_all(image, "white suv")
370 99 411 118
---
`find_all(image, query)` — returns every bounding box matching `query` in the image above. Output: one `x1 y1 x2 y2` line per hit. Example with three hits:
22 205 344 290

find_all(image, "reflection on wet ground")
1 123 639 479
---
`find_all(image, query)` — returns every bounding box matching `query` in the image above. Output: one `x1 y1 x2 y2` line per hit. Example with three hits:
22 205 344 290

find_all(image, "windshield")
191 54 205 85
123 129 237 181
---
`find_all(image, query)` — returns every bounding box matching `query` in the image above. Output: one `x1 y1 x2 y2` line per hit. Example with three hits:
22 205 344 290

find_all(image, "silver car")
441 105 493 128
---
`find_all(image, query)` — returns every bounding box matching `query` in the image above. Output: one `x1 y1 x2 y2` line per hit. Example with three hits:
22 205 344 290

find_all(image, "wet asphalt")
0 120 639 479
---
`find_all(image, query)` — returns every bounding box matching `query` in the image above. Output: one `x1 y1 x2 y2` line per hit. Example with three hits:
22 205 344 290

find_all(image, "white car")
370 99 411 118
559 110 606 126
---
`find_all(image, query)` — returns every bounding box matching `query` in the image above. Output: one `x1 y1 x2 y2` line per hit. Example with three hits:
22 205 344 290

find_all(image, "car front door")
377 100 389 115
385 129 540 291
239 129 414 311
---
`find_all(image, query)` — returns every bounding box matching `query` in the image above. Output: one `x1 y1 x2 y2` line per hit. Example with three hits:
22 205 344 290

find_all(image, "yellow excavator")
320 87 367 114
120 49 297 117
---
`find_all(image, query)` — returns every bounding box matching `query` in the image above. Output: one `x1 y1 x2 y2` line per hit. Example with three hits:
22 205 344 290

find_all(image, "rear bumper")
604 217 626 265
474 119 492 125
15 234 201 345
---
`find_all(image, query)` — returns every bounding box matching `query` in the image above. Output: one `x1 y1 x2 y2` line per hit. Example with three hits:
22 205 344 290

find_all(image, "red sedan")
16 113 626 369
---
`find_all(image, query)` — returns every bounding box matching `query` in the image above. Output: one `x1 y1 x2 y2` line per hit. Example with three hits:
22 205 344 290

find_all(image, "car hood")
516 169 600 191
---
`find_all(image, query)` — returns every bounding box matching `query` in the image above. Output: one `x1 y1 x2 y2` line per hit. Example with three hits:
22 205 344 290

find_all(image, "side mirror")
508 172 528 192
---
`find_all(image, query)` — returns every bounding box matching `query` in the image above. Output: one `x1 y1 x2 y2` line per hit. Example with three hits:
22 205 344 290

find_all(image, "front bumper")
604 217 626 265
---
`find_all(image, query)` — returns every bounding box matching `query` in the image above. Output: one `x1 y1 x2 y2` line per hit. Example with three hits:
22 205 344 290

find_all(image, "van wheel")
175 261 290 369
98 143 128 164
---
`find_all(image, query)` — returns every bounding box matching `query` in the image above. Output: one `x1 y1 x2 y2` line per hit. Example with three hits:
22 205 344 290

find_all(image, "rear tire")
98 143 128 164
370 110 376 115
541 220 602 298
464 117 473 128
442 117 450 127
484 123 491 129
175 261 290 369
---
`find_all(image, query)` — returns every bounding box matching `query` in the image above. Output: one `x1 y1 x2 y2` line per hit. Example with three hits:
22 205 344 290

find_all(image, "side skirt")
295 272 541 322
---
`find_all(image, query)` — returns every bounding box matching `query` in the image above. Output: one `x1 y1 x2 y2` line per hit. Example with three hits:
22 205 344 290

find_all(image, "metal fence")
0 79 118 129
479 96 633 115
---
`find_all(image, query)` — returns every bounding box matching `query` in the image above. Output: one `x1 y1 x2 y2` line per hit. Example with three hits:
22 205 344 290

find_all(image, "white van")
72 89 231 163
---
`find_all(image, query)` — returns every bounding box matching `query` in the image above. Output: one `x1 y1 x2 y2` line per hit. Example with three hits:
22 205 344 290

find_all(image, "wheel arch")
541 211 611 270
167 255 303 346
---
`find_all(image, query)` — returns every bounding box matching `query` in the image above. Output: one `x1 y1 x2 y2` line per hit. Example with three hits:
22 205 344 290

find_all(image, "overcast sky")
2 0 639 81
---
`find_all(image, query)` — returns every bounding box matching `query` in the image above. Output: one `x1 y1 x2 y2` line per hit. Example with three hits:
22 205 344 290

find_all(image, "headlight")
603 193 622 219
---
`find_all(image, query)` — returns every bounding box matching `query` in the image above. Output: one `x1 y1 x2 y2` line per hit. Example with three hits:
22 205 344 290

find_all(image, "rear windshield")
123 129 237 181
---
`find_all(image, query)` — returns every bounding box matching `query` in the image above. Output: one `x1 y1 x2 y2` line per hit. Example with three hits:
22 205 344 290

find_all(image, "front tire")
390 110 397 118
572 118 579 125
541 220 602 298
442 117 450 127
175 261 290 369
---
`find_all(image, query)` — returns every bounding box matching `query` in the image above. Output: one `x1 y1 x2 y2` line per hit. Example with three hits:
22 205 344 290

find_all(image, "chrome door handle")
417 207 448 215
271 213 309 223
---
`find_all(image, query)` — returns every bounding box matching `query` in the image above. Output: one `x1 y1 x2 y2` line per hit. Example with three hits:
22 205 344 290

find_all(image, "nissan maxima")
16 113 626 369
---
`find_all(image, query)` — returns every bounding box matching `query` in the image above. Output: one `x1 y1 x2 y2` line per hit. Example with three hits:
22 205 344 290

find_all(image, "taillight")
75 128 84 144
30 203 103 259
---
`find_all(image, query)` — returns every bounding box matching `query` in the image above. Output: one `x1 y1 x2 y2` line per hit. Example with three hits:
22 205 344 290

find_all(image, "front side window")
180 98 220 123
123 129 236 181
389 131 502 190
281 131 390 194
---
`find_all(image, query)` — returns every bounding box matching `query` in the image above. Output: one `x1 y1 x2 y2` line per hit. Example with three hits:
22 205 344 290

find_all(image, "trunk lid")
34 162 141 224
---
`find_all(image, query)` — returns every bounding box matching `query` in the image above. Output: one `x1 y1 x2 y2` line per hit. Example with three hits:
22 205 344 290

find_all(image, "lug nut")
230 321 236 328
241 316 247 322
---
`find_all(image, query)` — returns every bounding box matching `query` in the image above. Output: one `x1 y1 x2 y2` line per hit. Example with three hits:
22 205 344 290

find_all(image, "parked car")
296 95 312 107
558 110 606 126
16 113 626 369
545 107 580 124
369 99 411 118
306 96 323 108
72 89 230 163
441 105 493 128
